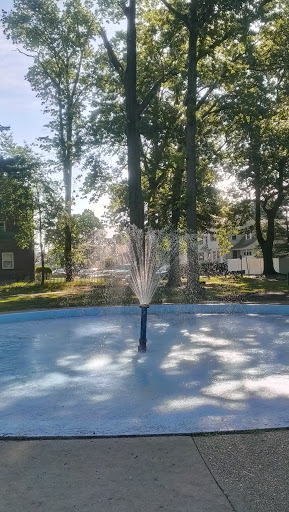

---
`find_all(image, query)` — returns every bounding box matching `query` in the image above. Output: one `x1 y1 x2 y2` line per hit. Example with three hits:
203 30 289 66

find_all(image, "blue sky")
0 5 45 144
0 0 111 217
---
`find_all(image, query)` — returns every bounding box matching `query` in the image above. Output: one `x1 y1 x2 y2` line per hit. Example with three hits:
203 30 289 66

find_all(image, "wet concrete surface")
0 313 289 436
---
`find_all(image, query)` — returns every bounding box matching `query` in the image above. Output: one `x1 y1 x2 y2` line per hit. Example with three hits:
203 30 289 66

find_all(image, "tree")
97 0 168 230
219 9 289 275
3 0 99 281
0 131 66 284
158 0 272 292
46 208 103 269
33 176 64 286
87 3 221 287
73 209 103 266
0 132 34 248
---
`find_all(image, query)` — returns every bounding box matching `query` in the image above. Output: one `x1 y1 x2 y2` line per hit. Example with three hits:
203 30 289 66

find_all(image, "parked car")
156 265 170 276
78 268 99 278
52 268 66 278
104 264 131 278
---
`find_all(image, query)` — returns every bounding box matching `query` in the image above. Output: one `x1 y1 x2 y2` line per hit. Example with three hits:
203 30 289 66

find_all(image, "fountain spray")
126 226 178 352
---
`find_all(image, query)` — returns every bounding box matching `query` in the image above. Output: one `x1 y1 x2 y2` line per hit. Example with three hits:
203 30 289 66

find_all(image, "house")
198 227 289 275
0 220 34 282
198 228 258 264
227 232 258 260
198 233 223 263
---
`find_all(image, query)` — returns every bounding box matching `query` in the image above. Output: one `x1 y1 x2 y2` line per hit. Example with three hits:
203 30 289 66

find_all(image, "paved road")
0 431 289 511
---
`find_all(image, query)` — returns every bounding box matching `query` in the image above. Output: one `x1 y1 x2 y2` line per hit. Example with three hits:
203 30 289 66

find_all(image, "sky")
0 0 110 218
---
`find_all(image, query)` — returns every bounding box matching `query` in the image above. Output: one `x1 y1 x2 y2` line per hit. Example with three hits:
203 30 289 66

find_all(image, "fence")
227 257 284 275
35 271 130 286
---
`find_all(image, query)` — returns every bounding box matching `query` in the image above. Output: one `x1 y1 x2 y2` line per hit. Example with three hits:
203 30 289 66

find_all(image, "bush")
200 262 228 276
104 257 114 270
35 266 52 280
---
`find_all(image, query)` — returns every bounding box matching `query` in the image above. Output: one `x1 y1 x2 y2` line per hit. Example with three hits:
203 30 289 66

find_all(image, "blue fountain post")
138 305 149 353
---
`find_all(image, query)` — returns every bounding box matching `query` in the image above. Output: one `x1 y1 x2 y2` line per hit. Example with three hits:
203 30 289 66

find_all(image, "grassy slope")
0 275 288 313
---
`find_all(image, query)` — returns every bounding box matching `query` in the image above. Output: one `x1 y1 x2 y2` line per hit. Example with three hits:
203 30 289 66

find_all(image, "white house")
198 226 258 264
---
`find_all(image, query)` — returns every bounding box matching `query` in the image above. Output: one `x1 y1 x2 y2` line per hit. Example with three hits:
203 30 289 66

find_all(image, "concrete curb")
0 302 288 323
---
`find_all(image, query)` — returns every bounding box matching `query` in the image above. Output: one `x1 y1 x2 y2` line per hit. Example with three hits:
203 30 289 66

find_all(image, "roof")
232 236 257 250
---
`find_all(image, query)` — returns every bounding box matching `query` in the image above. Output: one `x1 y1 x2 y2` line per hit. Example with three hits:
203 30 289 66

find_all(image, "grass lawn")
203 275 289 300
0 275 288 313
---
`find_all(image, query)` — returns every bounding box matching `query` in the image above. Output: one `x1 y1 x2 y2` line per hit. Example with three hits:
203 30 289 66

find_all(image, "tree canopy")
2 0 289 283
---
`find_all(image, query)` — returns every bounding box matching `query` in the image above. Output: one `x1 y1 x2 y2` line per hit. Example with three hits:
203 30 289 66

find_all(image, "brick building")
0 220 34 282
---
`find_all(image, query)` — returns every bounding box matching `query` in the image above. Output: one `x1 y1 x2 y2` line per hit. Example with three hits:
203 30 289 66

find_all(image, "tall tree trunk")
253 131 278 277
167 162 184 287
64 107 73 282
262 241 276 275
39 212 45 287
186 0 200 297
125 0 144 230
64 162 73 282
263 213 277 275
255 172 277 276
58 99 73 282
37 189 45 287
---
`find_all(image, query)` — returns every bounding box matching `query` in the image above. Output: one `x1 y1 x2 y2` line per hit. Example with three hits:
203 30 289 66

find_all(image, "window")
233 250 238 259
211 234 217 241
246 232 252 240
232 235 236 240
2 252 14 270
0 221 6 231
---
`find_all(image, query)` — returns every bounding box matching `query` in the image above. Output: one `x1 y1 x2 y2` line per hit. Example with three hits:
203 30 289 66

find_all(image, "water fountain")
126 226 178 352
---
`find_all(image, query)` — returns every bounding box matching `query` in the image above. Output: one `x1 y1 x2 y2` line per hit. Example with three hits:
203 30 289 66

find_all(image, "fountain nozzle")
138 305 149 353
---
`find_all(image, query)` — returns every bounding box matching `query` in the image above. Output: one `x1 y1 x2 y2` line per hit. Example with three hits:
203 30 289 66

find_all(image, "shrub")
35 266 52 280
200 262 228 276
104 257 114 269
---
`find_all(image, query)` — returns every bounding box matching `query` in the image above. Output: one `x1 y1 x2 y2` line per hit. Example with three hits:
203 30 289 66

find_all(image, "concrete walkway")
0 431 288 512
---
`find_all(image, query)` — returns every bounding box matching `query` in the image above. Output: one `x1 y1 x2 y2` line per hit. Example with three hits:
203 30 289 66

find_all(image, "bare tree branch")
201 102 235 119
160 0 189 27
119 1 129 16
262 158 288 214
70 50 84 101
13 48 35 58
196 82 217 110
137 78 163 117
100 28 125 81
198 28 236 60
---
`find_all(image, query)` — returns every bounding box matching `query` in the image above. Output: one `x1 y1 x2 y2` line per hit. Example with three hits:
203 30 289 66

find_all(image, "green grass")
203 275 288 300
0 278 108 296
0 275 288 313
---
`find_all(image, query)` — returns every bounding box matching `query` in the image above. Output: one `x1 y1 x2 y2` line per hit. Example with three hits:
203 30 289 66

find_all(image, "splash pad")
0 304 288 437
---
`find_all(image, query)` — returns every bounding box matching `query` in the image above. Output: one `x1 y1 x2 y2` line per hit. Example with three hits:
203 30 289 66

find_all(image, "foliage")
0 132 35 248
217 5 289 273
2 0 101 280
3 0 289 282
46 208 103 268
200 262 228 276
